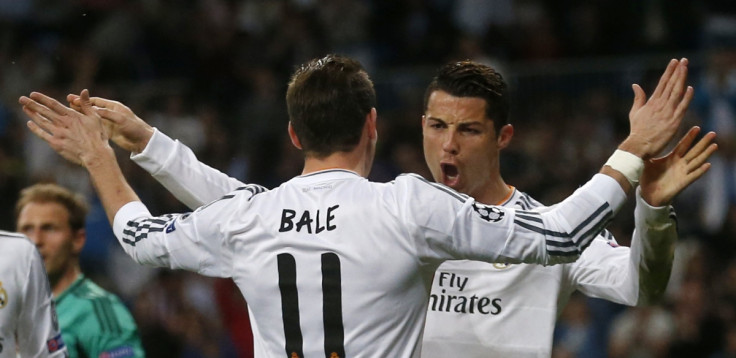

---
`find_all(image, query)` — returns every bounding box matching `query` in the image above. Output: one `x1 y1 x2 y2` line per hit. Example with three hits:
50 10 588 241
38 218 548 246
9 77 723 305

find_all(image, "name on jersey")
279 205 340 233
429 272 502 315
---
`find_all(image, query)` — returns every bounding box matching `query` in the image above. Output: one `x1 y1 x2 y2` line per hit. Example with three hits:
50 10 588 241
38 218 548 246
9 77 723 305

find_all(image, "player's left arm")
572 127 717 305
633 126 716 304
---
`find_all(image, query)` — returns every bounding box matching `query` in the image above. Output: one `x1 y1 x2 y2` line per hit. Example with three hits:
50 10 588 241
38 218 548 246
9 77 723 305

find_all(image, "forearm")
84 145 140 225
132 129 243 208
494 174 627 266
631 187 677 304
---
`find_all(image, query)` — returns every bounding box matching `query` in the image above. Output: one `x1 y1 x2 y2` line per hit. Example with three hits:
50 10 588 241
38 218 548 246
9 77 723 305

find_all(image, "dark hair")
286 54 376 158
15 183 89 231
423 60 510 133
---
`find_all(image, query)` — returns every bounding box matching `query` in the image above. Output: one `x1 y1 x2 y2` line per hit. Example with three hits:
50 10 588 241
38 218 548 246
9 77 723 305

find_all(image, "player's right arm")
16 239 67 357
67 95 242 209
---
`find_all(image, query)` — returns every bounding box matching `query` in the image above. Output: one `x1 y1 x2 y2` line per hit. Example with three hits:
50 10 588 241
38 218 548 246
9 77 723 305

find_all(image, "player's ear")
72 228 86 255
288 122 303 150
366 108 377 141
497 124 514 150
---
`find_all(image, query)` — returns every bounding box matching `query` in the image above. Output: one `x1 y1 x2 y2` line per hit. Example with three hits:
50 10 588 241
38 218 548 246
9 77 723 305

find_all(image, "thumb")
629 84 646 116
78 89 94 115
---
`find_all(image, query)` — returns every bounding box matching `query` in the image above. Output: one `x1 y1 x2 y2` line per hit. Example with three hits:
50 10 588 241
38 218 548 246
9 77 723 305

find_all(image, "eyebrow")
427 117 484 126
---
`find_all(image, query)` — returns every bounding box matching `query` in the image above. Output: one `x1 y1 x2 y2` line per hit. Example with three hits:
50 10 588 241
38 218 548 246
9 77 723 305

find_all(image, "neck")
52 263 81 296
474 175 513 205
301 143 372 177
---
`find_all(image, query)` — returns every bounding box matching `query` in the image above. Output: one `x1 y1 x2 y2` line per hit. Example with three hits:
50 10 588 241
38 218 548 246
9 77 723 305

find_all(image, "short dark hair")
15 183 89 231
286 54 376 158
424 60 510 133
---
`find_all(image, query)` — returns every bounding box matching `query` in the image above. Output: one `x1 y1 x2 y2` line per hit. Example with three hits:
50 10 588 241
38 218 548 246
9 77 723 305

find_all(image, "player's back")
229 170 438 357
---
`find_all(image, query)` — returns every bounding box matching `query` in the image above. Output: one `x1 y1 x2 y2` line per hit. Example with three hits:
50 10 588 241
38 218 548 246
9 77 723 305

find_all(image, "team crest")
0 281 7 309
472 203 505 222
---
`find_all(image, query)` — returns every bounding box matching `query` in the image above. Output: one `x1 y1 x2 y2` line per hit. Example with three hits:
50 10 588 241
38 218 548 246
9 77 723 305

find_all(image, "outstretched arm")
68 94 243 208
634 127 717 303
571 128 717 304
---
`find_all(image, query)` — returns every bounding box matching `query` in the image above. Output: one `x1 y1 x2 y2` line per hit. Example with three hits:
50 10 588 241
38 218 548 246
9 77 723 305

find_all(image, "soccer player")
15 184 145 358
417 60 715 357
80 58 715 357
0 230 68 358
20 54 694 357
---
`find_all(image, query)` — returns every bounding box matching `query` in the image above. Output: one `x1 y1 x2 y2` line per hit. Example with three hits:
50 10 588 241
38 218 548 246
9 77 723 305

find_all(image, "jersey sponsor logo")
47 333 65 353
279 205 340 234
472 203 505 222
98 345 135 358
0 281 7 309
430 272 503 315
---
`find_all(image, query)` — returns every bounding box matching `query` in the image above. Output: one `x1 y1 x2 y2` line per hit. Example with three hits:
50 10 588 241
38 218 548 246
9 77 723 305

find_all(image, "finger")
26 120 56 144
19 97 59 125
686 142 718 171
96 107 127 123
672 86 694 121
22 106 60 135
67 94 82 112
684 162 713 184
666 63 688 104
88 96 120 110
629 84 646 115
78 89 95 116
684 131 717 162
651 59 679 99
674 126 701 157
28 92 74 116
661 62 687 102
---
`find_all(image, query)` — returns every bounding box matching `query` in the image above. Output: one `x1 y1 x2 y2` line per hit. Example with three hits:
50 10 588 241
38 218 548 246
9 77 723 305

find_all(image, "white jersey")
420 188 676 357
123 130 627 357
0 231 67 358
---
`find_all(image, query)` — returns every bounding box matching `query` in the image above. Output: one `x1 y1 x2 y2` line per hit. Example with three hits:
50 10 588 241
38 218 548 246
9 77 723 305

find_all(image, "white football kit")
420 188 676 357
0 231 67 358
121 129 628 357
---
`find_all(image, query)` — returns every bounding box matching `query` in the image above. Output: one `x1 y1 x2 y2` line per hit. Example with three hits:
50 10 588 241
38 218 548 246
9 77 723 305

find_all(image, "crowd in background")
1 0 735 357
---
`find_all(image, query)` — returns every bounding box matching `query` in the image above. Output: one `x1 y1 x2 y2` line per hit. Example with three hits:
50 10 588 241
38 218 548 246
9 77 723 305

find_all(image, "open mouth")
440 163 459 186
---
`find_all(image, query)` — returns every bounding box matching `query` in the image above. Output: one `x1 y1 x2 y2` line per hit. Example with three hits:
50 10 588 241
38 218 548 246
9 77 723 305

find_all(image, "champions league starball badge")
472 203 505 222
0 281 7 309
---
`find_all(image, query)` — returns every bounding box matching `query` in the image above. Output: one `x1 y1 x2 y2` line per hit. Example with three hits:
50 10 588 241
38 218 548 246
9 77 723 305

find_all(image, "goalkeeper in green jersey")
15 183 145 358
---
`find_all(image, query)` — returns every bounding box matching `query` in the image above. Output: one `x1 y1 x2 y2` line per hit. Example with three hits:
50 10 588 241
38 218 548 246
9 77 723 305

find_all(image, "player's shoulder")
69 277 123 303
394 173 469 202
0 230 36 252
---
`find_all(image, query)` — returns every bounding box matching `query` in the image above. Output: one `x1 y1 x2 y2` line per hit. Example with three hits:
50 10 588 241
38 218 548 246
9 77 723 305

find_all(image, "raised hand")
621 58 694 160
639 126 718 206
68 93 154 153
19 89 112 167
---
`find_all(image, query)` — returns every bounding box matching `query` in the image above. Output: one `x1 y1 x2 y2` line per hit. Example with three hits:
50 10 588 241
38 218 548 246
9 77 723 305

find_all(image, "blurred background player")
0 230 67 357
15 183 145 358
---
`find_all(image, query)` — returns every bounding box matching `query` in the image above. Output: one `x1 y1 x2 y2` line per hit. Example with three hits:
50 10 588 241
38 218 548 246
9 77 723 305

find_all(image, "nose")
25 228 43 246
441 130 459 155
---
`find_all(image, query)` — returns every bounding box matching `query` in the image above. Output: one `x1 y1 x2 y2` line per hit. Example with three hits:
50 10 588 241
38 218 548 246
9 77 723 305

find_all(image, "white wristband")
605 149 644 186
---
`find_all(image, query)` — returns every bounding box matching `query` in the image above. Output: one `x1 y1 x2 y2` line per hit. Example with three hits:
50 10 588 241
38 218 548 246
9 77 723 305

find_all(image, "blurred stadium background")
1 1 735 357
